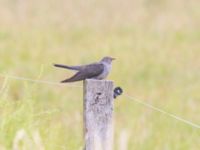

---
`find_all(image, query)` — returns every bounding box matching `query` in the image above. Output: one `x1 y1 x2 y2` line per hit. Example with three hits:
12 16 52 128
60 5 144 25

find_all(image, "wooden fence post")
83 79 114 150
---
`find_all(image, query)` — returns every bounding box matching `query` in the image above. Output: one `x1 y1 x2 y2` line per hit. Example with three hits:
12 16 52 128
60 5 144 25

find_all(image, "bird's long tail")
54 64 81 71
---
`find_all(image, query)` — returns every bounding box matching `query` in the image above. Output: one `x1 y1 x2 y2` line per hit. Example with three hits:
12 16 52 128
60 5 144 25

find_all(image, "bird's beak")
111 57 116 60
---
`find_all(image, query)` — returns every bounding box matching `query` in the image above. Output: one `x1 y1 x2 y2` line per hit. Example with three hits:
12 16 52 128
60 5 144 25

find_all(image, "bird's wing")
61 63 104 83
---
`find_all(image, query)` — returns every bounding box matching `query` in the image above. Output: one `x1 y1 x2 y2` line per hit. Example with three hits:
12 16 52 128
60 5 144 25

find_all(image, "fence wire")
0 73 200 129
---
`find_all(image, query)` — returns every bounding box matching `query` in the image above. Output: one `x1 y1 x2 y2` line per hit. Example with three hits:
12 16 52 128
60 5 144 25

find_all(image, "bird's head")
101 56 115 64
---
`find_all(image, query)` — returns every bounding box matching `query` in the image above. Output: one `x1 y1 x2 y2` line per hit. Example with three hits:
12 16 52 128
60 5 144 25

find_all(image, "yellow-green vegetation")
0 0 200 149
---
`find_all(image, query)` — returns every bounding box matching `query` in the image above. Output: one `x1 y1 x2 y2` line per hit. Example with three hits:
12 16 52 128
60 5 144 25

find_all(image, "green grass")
1 0 200 149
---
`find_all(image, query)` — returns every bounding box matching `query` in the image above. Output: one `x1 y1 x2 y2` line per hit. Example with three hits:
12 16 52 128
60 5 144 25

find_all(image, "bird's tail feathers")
54 64 81 71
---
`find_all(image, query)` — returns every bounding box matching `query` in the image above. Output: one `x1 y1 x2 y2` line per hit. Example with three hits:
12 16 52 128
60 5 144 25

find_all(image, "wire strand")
1 73 200 129
124 94 200 129
0 73 82 88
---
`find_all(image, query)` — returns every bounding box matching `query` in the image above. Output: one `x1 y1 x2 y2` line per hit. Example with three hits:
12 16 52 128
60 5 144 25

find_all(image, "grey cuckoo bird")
54 56 115 83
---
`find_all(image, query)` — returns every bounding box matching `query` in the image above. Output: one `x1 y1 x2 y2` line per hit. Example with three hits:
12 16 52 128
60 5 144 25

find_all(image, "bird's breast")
96 63 111 79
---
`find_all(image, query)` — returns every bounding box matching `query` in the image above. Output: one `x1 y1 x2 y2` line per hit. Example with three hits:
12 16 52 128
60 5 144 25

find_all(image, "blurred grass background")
0 0 200 149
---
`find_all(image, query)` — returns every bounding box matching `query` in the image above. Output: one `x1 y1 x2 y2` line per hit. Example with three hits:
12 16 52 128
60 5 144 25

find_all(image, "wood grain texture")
83 79 114 150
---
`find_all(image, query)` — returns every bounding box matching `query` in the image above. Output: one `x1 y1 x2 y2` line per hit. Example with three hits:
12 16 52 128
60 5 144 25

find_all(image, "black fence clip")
113 87 123 99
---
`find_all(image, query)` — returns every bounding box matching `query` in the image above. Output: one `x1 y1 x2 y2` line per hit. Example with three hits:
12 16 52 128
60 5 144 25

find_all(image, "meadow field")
0 0 200 149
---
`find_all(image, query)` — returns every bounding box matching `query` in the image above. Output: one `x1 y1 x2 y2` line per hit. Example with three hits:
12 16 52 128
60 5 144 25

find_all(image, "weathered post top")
83 79 114 150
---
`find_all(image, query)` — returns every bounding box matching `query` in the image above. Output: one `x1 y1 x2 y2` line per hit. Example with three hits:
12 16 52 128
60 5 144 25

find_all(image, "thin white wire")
32 108 62 117
1 73 200 129
0 76 8 95
0 73 82 88
124 94 200 129
0 73 79 149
